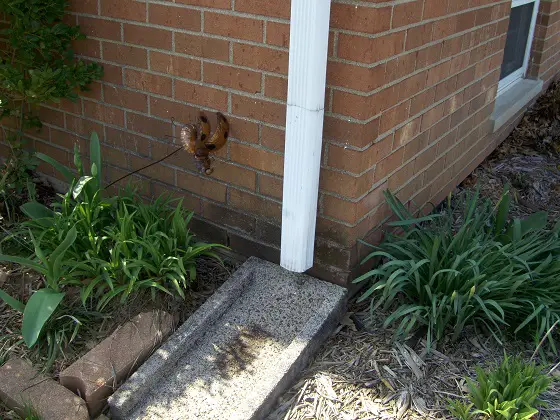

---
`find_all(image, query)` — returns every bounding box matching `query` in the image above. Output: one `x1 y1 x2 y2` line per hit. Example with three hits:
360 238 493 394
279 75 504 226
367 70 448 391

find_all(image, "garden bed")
0 133 239 419
0 256 238 419
269 82 560 419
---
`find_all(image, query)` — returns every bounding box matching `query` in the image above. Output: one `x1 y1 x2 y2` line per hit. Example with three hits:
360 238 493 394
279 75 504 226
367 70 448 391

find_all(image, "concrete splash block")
109 257 346 419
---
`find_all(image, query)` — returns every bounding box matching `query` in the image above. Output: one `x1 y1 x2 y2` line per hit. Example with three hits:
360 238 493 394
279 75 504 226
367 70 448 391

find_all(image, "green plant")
354 189 560 350
0 132 222 357
0 0 102 221
448 355 551 419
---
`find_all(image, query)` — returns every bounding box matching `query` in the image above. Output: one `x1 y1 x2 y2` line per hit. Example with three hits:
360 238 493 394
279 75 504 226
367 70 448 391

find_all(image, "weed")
448 355 551 419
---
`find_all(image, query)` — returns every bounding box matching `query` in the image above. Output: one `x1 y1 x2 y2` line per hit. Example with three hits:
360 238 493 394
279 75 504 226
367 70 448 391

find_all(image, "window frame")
497 0 541 95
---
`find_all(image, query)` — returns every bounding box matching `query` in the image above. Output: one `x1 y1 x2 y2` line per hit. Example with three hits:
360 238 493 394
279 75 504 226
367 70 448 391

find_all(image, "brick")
84 101 124 126
124 24 172 50
421 102 447 131
406 23 433 50
149 4 201 30
338 32 405 64
205 13 264 42
386 52 416 81
104 85 148 113
255 219 282 246
426 60 451 86
127 113 173 138
332 85 398 120
73 38 100 59
233 44 289 74
423 0 448 19
394 116 422 148
397 72 427 101
175 33 230 61
324 116 380 149
261 125 285 151
105 127 150 156
322 194 358 224
388 159 415 190
380 101 410 134
264 75 288 100
327 61 386 92
103 43 147 69
230 188 282 221
102 63 123 85
230 142 284 175
330 4 391 34
392 1 423 28
267 21 290 47
0 358 89 420
228 233 280 263
442 36 463 59
176 170 227 201
69 0 98 14
100 0 146 22
65 115 104 138
202 201 256 234
259 174 283 199
433 16 457 40
101 144 130 169
204 63 261 93
125 69 172 97
211 161 257 190
176 0 230 8
416 44 442 69
150 52 201 80
60 311 173 417
231 94 286 125
130 155 176 184
175 80 228 111
374 147 404 179
227 116 259 143
234 0 290 19
39 107 65 128
77 16 121 41
149 97 198 125
320 169 373 200
328 135 392 173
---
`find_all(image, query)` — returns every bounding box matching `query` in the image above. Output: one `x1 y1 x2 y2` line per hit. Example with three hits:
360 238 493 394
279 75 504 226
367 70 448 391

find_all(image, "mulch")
269 82 560 420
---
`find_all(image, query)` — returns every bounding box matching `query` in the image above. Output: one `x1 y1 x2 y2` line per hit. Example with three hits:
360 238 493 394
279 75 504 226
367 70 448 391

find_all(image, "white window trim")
497 0 541 95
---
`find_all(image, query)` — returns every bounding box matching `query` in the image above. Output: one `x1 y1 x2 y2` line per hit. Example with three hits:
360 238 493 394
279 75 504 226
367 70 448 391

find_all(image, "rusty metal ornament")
180 113 230 175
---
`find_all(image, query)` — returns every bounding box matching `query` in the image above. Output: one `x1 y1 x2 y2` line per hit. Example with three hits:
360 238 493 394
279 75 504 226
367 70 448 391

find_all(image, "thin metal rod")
104 145 183 190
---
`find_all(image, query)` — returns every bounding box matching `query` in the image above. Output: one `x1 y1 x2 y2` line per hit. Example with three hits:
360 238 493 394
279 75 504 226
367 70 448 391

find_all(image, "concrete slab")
109 257 346 419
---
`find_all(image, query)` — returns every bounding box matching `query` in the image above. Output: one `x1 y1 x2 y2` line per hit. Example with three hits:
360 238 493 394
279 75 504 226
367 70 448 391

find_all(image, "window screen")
500 3 534 80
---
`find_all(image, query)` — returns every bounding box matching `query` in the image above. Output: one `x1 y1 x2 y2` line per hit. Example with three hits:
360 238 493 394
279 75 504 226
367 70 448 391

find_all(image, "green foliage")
0 0 102 222
354 188 560 350
0 133 222 359
448 355 551 419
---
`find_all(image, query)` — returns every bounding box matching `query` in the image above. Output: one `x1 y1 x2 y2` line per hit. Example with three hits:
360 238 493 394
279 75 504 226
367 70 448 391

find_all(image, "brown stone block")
59 311 174 417
0 358 88 420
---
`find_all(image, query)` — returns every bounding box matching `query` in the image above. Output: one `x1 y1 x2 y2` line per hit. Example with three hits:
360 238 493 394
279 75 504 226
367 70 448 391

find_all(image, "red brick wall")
2 0 560 285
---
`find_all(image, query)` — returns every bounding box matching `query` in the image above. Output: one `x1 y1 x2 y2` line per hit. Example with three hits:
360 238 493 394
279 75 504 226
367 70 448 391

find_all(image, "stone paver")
0 358 89 420
60 310 174 417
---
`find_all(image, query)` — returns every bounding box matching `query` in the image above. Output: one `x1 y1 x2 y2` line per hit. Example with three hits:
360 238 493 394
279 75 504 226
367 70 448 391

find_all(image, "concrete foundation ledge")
109 257 347 419
492 79 543 132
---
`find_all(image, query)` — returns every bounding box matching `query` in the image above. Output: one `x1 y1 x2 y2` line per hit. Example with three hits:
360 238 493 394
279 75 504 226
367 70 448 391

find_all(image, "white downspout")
280 0 332 272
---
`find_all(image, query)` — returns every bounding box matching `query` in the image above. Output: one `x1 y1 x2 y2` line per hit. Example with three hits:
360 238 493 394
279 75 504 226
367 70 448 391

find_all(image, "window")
498 0 541 94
